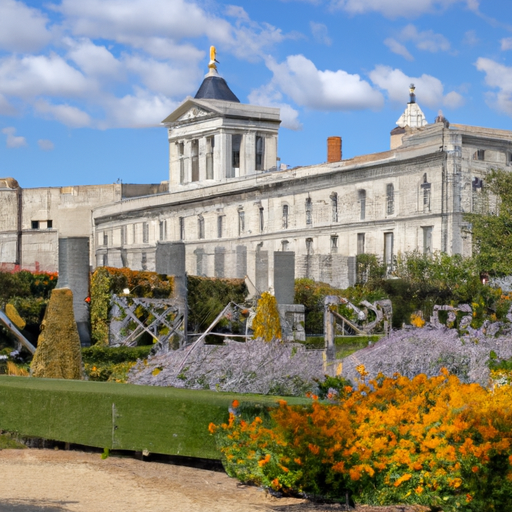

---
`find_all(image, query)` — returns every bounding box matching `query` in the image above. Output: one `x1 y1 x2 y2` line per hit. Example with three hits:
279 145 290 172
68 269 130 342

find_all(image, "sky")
1 0 512 188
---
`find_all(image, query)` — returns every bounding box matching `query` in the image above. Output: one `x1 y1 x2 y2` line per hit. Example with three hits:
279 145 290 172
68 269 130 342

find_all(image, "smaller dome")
194 75 240 103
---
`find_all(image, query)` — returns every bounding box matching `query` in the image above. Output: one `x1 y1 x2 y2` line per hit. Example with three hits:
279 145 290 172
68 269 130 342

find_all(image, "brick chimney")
327 136 342 163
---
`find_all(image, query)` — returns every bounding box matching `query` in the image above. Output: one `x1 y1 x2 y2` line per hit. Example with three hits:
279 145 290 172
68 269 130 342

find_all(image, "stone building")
91 73 512 290
2 60 512 291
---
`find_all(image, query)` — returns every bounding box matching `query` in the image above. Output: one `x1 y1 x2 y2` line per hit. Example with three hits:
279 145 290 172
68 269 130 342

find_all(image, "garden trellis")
109 295 185 350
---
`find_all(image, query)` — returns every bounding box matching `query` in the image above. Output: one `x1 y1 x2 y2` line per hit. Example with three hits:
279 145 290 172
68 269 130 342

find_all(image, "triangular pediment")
176 106 211 123
161 98 222 125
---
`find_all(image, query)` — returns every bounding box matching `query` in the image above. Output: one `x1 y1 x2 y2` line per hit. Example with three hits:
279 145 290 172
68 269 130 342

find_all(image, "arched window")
421 174 431 213
386 184 394 215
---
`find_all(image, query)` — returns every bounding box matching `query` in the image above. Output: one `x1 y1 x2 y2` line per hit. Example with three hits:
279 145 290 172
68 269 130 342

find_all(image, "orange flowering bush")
212 371 512 510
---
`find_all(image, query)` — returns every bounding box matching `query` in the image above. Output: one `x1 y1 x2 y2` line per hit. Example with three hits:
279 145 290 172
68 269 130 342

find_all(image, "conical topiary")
31 288 84 379
252 291 282 342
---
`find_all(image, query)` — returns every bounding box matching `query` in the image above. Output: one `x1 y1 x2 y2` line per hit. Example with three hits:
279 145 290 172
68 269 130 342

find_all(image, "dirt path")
0 449 428 512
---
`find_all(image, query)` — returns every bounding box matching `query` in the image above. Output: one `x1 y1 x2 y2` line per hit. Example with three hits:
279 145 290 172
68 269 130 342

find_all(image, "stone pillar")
57 237 91 346
155 241 187 337
324 295 341 361
255 249 268 293
273 251 295 305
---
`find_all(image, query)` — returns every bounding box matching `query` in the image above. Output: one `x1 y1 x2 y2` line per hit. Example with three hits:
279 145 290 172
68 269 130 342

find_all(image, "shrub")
212 370 512 511
252 292 281 341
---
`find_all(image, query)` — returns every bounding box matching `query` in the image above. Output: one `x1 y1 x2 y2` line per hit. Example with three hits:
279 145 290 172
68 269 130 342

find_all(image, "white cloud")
266 55 384 111
34 100 92 128
384 38 413 60
475 57 512 116
249 84 302 130
2 127 27 148
369 65 464 109
0 94 17 116
65 38 123 79
124 55 201 97
38 139 55 151
330 0 474 18
0 0 52 52
501 38 512 51
310 22 332 46
0 54 92 99
98 88 178 129
399 24 450 52
463 30 479 46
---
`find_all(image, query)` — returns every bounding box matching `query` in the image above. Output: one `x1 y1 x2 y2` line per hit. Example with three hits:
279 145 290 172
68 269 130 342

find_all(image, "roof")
194 75 240 103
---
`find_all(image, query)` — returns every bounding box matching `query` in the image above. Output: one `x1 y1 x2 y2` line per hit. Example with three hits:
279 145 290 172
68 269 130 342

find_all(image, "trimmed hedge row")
0 376 307 459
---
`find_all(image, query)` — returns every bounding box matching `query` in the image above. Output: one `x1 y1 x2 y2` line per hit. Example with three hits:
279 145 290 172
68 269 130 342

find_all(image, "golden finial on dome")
208 46 219 71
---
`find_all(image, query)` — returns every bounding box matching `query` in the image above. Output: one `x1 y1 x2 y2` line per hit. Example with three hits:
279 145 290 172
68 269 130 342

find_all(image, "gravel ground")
0 449 430 512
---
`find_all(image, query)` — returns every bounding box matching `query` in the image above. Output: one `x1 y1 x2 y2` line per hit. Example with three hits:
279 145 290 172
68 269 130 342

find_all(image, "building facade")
2 65 512 290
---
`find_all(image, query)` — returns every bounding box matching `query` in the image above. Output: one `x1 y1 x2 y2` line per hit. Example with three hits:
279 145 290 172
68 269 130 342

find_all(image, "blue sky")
1 0 511 188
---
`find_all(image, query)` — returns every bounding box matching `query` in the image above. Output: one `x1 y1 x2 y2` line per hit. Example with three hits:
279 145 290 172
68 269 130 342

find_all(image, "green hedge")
0 376 307 459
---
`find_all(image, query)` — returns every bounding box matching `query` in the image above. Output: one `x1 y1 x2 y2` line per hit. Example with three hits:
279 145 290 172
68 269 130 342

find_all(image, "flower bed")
211 369 512 511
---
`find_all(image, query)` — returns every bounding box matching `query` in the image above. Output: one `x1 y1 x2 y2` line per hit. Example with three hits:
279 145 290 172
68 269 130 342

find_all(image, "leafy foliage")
212 371 512 511
187 275 247 332
465 168 512 276
252 292 281 341
90 267 174 345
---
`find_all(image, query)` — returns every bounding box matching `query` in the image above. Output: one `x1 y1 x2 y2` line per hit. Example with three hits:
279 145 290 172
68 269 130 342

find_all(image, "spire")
194 46 240 103
395 84 427 128
408 83 416 104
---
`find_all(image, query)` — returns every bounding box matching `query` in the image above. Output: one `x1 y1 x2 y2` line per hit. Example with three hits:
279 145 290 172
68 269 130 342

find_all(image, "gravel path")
0 449 429 512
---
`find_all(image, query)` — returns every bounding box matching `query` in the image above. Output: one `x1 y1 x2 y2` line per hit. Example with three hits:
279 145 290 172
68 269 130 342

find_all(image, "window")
384 232 394 273
141 252 147 271
422 226 433 254
103 231 108 246
359 190 366 220
159 220 166 241
421 174 431 213
330 235 338 253
386 184 395 215
179 217 185 240
198 216 205 239
357 233 365 255
31 220 39 229
474 149 485 161
238 210 245 235
472 177 484 213
231 134 242 177
102 254 108 267
305 197 312 225
331 192 338 222
191 139 199 182
178 142 185 183
259 207 264 232
306 238 313 253
508 152 512 165
206 137 214 179
282 204 289 229
217 216 223 238
281 240 289 251
121 225 127 245
255 136 265 171
47 220 53 229
142 223 149 243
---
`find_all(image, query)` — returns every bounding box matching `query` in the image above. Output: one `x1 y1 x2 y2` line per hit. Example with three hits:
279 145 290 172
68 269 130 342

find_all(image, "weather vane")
209 46 219 71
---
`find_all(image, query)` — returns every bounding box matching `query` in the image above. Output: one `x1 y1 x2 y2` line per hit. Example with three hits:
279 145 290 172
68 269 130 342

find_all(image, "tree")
465 169 512 276
252 292 281 342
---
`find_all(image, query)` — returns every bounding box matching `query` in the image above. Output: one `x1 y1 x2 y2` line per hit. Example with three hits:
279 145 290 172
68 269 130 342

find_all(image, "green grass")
0 376 307 460
0 432 26 449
